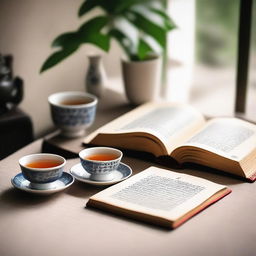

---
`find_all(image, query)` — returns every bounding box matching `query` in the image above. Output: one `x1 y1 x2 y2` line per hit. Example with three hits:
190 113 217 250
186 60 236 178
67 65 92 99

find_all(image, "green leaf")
113 0 146 14
137 39 154 60
126 10 167 48
78 16 109 34
130 3 169 31
150 8 176 30
78 16 111 51
78 0 102 17
40 46 78 73
52 32 80 48
81 33 110 51
53 17 111 51
108 29 135 59
41 16 111 72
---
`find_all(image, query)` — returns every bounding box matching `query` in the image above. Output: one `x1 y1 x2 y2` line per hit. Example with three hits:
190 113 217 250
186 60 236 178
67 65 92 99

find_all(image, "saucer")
11 172 74 195
70 162 132 186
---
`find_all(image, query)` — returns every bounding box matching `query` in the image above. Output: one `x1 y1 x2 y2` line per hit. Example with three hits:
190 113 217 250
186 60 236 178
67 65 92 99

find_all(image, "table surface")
0 91 256 256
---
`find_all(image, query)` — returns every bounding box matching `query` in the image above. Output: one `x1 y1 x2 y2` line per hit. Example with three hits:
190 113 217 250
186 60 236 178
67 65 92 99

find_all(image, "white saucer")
70 162 132 186
11 172 74 195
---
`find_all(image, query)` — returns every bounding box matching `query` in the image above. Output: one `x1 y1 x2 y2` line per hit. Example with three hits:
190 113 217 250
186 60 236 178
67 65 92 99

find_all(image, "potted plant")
41 0 176 104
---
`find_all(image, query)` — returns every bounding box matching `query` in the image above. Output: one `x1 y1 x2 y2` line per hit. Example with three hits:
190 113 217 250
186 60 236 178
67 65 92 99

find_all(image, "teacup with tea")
79 147 123 181
48 91 98 138
19 153 66 189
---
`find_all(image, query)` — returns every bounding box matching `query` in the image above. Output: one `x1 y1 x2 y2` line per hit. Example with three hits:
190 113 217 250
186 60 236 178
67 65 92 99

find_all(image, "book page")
119 106 199 142
181 118 256 160
111 175 205 211
88 166 228 221
84 102 205 153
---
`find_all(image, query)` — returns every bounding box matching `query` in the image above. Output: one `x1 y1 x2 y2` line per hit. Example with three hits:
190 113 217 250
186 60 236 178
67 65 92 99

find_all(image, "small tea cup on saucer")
48 91 98 138
79 147 123 181
19 153 66 189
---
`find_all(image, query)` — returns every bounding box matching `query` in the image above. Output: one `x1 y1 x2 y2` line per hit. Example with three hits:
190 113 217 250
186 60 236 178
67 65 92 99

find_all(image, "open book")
83 102 256 181
87 166 231 229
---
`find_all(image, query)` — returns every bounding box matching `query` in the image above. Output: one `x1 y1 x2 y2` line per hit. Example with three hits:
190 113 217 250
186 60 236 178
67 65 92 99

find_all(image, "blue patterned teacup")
79 147 123 181
19 153 66 189
48 91 98 138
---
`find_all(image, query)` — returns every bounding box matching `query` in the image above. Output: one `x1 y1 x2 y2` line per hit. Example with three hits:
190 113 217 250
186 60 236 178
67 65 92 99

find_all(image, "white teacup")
48 91 98 138
79 147 123 181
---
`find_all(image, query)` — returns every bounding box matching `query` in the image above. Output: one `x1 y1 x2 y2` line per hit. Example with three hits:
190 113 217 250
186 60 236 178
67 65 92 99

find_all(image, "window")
166 0 255 118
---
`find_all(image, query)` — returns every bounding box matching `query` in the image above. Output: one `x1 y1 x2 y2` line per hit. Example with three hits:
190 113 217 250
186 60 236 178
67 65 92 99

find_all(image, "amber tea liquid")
60 99 90 105
86 154 117 161
26 160 62 168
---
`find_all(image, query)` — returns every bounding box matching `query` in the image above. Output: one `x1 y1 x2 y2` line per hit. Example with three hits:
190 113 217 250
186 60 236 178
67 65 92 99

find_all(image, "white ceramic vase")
121 57 162 105
85 55 107 98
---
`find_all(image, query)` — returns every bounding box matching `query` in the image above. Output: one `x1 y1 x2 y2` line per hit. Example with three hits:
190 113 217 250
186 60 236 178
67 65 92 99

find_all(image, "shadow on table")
85 206 173 232
66 180 103 198
0 180 105 206
0 187 58 207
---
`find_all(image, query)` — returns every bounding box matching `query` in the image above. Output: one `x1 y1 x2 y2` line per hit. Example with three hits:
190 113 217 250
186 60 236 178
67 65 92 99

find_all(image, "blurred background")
0 0 255 138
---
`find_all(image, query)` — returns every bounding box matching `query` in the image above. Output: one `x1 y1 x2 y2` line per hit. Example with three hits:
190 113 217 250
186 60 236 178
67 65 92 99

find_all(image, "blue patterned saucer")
70 162 132 186
11 172 74 195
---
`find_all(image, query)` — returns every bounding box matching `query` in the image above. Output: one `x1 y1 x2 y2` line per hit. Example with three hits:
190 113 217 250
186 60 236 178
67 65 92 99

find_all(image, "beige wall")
0 0 122 138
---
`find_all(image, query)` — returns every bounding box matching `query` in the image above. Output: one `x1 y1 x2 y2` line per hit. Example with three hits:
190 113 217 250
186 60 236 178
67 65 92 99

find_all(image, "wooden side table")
0 107 34 159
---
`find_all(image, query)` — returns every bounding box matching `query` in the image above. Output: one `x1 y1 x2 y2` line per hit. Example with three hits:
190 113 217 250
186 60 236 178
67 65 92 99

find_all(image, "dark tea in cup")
85 154 118 161
60 99 91 105
26 160 63 169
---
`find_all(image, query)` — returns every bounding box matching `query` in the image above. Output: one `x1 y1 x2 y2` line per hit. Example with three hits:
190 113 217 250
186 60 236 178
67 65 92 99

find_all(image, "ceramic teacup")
79 147 123 181
48 91 98 138
19 153 66 189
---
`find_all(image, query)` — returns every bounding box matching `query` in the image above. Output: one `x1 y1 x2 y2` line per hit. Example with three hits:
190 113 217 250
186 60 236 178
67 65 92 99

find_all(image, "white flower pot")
121 57 162 105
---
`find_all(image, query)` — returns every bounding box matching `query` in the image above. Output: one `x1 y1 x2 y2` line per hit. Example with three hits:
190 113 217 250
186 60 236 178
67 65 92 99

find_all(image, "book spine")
248 172 256 182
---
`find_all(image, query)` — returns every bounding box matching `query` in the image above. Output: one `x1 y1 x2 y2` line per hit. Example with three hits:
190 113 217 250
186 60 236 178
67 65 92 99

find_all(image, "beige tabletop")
0 138 256 256
1 90 256 256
